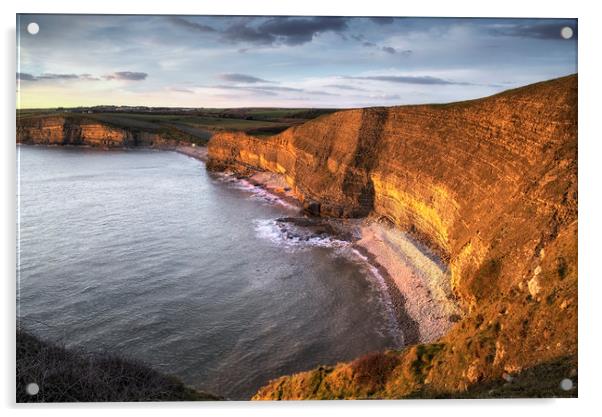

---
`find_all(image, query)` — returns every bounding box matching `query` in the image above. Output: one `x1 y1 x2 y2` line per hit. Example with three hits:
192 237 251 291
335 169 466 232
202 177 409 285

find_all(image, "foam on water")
254 219 351 251
254 218 404 348
212 173 299 210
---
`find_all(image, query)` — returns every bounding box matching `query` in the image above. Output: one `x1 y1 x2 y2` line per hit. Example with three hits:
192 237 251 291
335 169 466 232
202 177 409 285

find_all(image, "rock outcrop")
207 75 578 398
17 115 179 148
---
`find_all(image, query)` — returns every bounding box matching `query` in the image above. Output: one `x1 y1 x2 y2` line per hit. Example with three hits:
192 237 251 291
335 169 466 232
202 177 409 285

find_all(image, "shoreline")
174 144 209 162
355 222 462 343
17 142 211 163
217 168 462 345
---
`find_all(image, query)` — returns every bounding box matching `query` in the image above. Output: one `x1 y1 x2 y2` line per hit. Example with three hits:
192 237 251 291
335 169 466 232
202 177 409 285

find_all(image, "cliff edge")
16 114 206 148
207 75 578 398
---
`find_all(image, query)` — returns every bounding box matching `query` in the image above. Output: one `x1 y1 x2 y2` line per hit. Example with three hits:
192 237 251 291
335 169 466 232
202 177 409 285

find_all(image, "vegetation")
449 355 578 399
16 330 221 402
351 351 400 393
16 107 338 140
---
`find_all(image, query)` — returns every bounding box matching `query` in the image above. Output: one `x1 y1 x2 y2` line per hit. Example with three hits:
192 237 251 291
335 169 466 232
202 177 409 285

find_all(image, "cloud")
324 84 368 92
18 71 144 82
216 85 302 92
17 72 88 81
218 73 274 83
369 17 395 25
79 73 101 81
211 84 302 94
306 90 339 96
493 22 577 40
223 17 350 46
170 87 194 94
381 47 412 55
209 85 279 96
37 73 80 80
344 75 472 85
16 72 37 81
166 16 216 33
252 86 302 92
207 84 338 97
223 22 276 45
256 17 349 45
104 71 148 81
356 38 412 56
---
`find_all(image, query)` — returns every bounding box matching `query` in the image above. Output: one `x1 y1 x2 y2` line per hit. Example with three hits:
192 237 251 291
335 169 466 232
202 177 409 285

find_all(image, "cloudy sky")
16 15 577 109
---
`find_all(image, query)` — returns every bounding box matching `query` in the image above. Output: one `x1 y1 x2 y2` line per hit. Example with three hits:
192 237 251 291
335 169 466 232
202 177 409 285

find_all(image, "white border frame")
2 1 599 416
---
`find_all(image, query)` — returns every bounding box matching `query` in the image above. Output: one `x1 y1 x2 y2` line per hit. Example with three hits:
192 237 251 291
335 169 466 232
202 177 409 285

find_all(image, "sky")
16 15 577 109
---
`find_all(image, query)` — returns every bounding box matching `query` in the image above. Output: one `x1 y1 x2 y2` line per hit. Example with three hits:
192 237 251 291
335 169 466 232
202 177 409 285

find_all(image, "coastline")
16 142 211 162
19 142 461 346
217 168 462 346
174 144 209 162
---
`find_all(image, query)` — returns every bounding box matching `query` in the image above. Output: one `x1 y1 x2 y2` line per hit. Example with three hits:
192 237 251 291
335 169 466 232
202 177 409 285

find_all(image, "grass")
16 107 338 141
16 330 221 402
447 355 578 399
411 343 445 381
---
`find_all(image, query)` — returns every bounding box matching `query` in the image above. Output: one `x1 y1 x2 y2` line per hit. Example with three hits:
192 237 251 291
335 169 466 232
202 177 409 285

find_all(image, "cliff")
17 115 191 148
207 75 578 398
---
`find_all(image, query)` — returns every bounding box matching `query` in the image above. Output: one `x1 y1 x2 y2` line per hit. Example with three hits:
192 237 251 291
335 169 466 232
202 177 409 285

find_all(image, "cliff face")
17 116 177 148
207 75 578 398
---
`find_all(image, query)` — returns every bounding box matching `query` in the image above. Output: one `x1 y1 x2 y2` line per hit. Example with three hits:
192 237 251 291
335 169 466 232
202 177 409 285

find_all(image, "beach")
216 166 463 345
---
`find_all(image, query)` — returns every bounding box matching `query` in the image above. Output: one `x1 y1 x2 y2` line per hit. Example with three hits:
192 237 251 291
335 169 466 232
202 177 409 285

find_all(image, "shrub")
352 351 400 391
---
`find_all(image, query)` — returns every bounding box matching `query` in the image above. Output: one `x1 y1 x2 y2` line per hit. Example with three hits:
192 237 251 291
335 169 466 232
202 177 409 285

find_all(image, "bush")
352 351 400 391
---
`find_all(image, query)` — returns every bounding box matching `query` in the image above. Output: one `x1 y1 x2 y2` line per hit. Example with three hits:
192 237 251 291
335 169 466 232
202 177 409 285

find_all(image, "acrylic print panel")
16 14 577 401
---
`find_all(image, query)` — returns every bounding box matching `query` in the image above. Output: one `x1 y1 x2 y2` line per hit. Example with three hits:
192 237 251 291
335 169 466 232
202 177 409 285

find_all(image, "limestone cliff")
207 75 578 398
17 115 180 148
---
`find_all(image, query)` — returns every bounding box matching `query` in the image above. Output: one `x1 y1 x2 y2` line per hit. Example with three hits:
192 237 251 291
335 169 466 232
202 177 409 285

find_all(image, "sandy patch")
356 222 462 343
175 145 208 162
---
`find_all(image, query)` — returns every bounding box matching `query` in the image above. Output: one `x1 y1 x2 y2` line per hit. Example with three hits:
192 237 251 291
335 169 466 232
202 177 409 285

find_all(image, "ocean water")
17 145 400 400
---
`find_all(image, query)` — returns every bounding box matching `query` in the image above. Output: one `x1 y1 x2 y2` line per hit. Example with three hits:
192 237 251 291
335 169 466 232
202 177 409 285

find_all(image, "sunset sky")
16 15 577 109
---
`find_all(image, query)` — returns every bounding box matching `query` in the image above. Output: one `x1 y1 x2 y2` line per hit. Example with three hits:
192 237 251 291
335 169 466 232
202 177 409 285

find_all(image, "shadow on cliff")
341 108 422 345
340 108 388 217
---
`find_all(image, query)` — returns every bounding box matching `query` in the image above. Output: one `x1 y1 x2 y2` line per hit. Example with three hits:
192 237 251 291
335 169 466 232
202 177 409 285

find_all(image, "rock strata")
207 75 578 399
17 115 181 148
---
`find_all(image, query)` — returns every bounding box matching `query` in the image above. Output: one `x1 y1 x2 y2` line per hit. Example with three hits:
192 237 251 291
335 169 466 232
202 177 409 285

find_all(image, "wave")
254 219 351 251
254 218 405 347
212 173 299 210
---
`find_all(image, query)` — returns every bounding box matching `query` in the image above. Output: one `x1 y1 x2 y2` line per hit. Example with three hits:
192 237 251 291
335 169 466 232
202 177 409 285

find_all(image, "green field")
17 107 338 142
